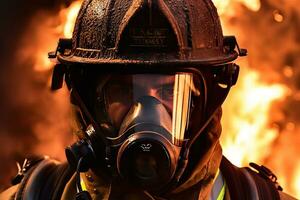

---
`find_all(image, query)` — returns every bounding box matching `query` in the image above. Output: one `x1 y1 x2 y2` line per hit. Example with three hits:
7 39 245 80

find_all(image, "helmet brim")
57 51 238 67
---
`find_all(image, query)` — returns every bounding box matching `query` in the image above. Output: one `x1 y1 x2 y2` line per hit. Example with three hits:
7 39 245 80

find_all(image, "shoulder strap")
244 167 280 200
220 156 281 200
14 156 74 200
51 162 75 200
220 157 252 200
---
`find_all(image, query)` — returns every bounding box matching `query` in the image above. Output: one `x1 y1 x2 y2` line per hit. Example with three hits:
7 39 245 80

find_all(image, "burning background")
0 0 299 198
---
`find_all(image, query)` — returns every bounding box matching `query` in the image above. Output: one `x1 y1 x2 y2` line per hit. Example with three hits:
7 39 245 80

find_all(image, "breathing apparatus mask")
60 64 239 196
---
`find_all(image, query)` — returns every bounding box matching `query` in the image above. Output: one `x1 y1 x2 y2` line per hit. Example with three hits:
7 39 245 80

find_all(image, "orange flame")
213 0 261 16
63 1 82 38
294 165 300 198
32 1 81 72
23 1 83 160
212 0 289 167
213 0 300 198
221 65 287 166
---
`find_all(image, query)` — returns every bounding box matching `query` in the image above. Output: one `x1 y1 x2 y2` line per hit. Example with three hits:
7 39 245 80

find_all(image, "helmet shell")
58 0 238 66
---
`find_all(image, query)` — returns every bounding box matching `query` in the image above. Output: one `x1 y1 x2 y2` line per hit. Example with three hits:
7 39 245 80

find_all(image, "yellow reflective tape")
80 180 87 191
217 181 226 200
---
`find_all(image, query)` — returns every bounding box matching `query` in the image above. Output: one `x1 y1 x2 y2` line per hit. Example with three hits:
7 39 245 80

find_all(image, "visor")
94 72 202 146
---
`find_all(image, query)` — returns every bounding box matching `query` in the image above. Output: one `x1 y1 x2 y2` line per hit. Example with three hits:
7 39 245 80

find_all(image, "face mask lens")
95 73 201 144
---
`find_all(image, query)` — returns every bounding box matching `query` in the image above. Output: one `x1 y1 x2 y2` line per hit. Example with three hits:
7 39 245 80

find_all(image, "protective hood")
168 108 223 198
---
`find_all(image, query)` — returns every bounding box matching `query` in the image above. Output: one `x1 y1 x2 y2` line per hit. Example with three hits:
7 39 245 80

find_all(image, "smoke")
0 0 75 191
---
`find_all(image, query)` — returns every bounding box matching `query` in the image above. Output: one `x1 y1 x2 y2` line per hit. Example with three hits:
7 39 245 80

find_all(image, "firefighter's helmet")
56 0 244 66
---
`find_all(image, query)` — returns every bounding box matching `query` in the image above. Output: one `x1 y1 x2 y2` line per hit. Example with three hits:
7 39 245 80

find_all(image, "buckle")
249 162 283 191
223 36 247 57
48 38 72 59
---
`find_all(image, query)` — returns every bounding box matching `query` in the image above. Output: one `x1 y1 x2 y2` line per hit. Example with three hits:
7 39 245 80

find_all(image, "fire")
212 0 261 35
62 1 82 38
14 1 83 161
294 165 300 198
32 1 81 72
33 1 83 156
213 0 261 16
221 65 287 166
213 0 300 198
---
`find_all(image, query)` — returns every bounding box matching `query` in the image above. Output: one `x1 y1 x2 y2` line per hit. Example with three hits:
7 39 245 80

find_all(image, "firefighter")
0 0 297 199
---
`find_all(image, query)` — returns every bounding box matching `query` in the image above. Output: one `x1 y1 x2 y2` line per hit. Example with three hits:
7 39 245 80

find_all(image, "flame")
63 1 82 38
212 0 261 36
32 1 82 156
238 0 261 12
213 0 261 16
294 165 300 198
214 0 300 198
34 51 53 72
32 1 81 72
221 66 287 166
213 0 288 167
13 1 83 162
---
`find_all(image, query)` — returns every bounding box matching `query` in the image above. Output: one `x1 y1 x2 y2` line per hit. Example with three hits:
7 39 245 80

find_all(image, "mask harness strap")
70 87 106 143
